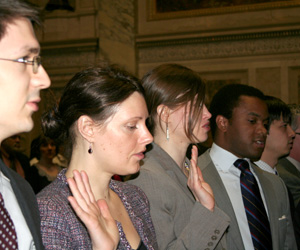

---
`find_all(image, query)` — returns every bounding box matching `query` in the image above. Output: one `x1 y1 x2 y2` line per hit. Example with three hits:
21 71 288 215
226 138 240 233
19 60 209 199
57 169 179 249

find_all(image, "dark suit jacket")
0 159 44 250
277 157 300 207
277 157 300 250
198 149 296 250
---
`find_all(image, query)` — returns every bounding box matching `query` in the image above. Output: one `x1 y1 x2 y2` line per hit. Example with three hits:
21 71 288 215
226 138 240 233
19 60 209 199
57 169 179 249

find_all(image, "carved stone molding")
138 31 300 63
41 38 98 53
137 29 300 48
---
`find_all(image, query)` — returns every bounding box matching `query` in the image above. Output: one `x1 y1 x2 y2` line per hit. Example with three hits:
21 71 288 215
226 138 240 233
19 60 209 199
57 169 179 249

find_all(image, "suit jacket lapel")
282 158 300 177
199 150 244 250
151 143 195 201
251 164 280 248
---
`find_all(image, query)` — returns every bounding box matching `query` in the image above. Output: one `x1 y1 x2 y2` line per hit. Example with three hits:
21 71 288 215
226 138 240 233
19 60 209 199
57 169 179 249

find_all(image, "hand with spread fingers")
187 145 215 211
67 170 119 250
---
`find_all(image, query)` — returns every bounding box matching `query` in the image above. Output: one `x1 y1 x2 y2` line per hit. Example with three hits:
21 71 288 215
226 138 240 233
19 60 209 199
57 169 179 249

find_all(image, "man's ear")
216 115 229 132
77 115 95 142
157 104 170 123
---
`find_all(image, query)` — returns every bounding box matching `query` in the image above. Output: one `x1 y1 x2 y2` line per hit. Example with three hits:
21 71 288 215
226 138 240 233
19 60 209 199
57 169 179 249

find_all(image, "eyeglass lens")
33 56 41 74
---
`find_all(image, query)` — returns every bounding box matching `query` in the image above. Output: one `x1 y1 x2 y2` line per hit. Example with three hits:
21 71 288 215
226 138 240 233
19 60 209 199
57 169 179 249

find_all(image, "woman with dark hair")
29 135 63 193
37 65 157 250
129 64 229 250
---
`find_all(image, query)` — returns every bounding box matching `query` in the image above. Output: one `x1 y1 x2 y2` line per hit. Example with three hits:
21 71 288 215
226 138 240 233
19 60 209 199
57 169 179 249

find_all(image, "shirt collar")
254 160 278 175
210 142 252 172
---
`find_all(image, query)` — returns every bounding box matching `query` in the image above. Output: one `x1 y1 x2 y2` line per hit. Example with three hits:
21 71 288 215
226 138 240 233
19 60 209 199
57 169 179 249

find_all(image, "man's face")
223 96 269 161
0 18 50 140
290 116 300 162
264 115 295 159
1 134 22 154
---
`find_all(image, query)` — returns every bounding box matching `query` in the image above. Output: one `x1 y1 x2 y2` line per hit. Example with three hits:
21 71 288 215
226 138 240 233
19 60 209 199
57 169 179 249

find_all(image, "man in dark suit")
198 84 296 250
277 103 300 249
277 104 300 209
0 134 32 179
255 96 295 174
0 0 50 249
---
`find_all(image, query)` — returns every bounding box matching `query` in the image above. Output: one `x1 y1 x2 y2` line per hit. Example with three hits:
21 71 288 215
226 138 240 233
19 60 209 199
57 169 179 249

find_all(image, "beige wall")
23 0 300 155
137 0 300 104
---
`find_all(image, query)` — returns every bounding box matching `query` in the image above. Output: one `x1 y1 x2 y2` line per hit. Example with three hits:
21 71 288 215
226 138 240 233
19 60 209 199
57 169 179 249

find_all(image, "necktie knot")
234 159 250 173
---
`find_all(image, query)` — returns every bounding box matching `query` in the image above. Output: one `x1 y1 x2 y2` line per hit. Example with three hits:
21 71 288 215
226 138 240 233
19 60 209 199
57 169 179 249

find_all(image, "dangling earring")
166 122 169 141
88 143 93 154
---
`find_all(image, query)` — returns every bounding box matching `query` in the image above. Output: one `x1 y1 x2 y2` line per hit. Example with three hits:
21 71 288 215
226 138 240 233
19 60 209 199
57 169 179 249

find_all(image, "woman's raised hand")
187 145 215 211
67 170 119 250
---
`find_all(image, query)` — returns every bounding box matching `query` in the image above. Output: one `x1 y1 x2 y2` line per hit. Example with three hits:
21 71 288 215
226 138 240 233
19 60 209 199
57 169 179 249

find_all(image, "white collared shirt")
0 171 35 250
255 160 278 175
210 143 269 250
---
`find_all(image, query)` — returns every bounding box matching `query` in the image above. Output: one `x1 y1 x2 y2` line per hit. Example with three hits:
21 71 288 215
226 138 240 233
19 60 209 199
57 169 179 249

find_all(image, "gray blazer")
277 157 300 207
198 149 297 250
0 159 44 250
129 143 230 250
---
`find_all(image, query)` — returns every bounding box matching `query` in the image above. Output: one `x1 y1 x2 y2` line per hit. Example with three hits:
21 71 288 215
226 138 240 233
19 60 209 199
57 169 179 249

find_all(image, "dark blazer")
277 157 300 250
277 157 300 207
0 159 44 250
198 149 297 250
129 143 230 250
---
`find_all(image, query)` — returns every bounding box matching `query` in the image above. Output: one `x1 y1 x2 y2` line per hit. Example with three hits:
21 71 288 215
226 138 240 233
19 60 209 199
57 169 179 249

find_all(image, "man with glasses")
0 0 50 249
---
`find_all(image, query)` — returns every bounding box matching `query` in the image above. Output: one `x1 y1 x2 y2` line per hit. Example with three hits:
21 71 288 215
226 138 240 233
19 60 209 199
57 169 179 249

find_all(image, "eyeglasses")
0 56 41 74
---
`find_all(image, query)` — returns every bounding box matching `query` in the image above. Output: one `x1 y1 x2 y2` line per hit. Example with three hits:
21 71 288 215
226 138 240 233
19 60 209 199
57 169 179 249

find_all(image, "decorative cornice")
137 29 300 48
138 34 300 63
41 38 99 53
44 9 97 19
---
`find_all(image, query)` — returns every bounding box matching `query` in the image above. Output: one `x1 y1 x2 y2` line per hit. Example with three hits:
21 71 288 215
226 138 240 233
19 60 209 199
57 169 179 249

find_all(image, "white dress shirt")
255 160 278 175
210 143 269 250
0 171 35 250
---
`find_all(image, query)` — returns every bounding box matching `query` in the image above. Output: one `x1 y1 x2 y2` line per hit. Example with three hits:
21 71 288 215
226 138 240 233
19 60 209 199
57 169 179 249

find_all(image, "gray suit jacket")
198 149 296 250
0 159 44 250
277 157 300 208
129 143 230 250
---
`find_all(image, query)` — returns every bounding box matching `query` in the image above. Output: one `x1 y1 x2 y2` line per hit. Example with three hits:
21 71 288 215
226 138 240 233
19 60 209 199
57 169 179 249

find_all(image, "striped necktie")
234 159 273 250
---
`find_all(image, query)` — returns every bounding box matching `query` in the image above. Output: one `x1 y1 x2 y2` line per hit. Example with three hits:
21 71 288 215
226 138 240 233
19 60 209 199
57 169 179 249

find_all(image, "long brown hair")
142 63 206 143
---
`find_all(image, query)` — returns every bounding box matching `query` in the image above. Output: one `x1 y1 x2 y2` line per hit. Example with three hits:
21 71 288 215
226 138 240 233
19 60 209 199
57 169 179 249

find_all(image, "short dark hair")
30 135 58 160
264 96 292 125
42 65 144 157
0 0 41 41
142 63 206 142
288 104 300 130
209 84 265 137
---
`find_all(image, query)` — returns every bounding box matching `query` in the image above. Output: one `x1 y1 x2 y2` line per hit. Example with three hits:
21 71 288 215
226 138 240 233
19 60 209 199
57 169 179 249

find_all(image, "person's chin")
18 118 34 133
128 163 141 175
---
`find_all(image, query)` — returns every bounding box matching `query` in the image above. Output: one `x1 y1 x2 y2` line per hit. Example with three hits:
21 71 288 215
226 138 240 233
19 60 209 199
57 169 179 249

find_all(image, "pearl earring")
166 123 169 141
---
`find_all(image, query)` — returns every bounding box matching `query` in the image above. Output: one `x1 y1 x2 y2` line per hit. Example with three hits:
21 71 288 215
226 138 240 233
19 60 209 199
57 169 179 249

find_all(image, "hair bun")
41 106 67 143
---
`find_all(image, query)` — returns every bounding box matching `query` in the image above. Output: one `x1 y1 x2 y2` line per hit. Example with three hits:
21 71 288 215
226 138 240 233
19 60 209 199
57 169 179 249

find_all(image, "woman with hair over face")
129 64 230 250
37 65 157 250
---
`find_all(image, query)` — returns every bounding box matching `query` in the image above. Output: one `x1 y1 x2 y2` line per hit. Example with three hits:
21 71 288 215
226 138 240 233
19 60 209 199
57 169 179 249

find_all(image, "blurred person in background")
29 135 63 193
